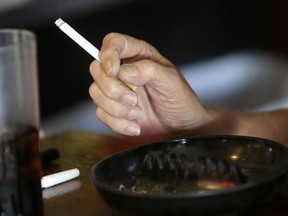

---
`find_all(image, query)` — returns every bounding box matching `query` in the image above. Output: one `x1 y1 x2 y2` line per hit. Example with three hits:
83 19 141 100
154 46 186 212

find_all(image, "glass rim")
0 28 35 46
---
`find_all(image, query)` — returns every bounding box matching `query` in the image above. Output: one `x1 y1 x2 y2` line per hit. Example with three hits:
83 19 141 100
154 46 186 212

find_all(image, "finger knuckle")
109 103 127 118
104 84 120 99
88 83 97 96
89 61 100 78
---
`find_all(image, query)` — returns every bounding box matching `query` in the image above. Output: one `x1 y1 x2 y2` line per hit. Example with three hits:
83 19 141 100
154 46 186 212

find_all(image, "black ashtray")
91 135 288 216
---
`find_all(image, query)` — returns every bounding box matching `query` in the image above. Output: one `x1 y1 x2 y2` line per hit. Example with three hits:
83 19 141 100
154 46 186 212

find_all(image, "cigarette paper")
55 18 100 61
41 168 80 189
55 18 136 90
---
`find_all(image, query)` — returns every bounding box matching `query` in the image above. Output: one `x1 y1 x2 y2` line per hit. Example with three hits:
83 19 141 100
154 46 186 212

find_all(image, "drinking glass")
0 29 43 216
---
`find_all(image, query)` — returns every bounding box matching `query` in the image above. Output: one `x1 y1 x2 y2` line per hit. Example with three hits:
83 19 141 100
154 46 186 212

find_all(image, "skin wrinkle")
119 33 167 65
139 40 154 61
103 33 172 83
142 88 180 133
90 61 133 102
120 60 157 87
96 106 140 135
146 62 171 88
144 67 206 132
90 80 129 119
89 60 101 80
116 34 127 59
134 86 166 134
97 108 124 134
124 35 150 60
104 79 122 99
143 60 158 86
154 95 201 131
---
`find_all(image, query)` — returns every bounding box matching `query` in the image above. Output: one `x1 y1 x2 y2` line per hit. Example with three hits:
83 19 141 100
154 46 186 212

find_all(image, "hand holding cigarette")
55 18 136 90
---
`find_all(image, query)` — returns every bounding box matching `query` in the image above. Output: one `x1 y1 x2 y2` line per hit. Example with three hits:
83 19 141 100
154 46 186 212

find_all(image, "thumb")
119 61 180 89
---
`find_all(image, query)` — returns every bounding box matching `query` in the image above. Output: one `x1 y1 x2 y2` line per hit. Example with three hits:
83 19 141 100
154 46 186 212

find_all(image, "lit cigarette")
55 18 100 61
41 168 80 189
55 18 136 90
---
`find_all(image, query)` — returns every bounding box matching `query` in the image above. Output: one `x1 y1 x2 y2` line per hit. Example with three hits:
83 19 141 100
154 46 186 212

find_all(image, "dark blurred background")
0 0 287 121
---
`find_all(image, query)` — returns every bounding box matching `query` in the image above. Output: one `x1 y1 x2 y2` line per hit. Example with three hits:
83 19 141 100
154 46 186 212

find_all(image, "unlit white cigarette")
55 18 100 61
55 18 136 91
41 168 80 189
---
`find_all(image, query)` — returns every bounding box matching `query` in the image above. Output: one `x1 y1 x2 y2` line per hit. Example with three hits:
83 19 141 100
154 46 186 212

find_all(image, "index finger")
99 32 170 77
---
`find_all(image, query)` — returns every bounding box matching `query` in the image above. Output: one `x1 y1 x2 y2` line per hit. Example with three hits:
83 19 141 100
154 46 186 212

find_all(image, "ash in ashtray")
115 166 271 195
112 152 275 195
117 175 236 195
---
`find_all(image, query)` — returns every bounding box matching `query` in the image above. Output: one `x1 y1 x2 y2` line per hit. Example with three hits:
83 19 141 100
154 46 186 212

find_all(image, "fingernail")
127 108 143 120
127 125 141 136
122 94 137 106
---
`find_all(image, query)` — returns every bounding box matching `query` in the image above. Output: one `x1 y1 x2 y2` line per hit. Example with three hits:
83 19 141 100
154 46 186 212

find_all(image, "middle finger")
89 60 137 106
89 82 142 120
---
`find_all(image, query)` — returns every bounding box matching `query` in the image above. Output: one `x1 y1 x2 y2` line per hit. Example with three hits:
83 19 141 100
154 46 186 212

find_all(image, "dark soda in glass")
0 125 43 216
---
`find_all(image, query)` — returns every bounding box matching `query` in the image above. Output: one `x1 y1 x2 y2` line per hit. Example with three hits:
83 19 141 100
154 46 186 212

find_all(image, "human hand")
89 33 211 137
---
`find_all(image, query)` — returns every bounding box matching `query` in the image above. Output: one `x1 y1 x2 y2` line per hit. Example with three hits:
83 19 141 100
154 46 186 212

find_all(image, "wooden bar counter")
41 130 288 216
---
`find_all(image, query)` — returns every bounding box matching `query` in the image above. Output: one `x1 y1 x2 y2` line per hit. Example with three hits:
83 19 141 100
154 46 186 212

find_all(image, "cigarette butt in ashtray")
54 18 136 91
